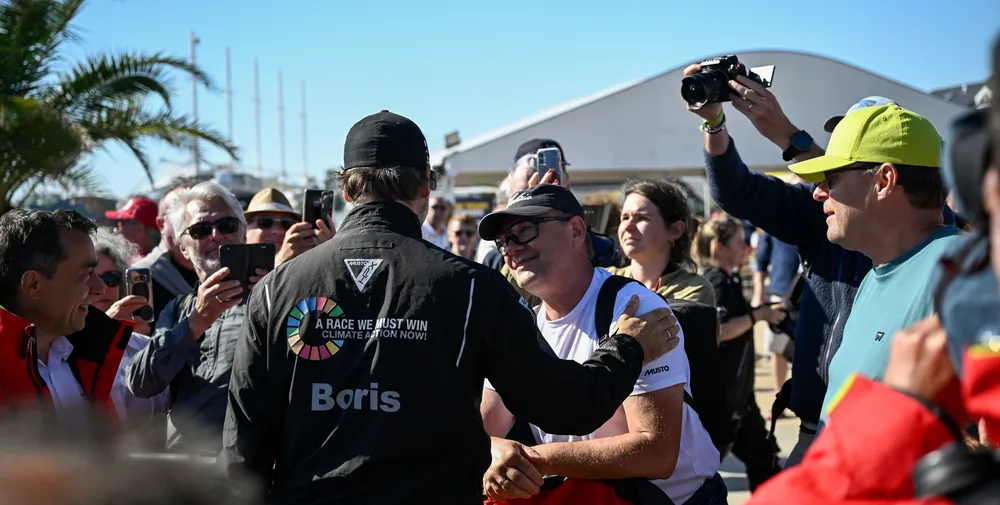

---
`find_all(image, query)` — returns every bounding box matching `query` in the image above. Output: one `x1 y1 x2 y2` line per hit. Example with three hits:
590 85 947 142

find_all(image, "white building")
432 50 970 213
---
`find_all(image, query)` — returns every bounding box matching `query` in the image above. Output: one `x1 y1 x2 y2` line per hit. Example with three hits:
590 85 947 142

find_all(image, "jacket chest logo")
345 259 383 291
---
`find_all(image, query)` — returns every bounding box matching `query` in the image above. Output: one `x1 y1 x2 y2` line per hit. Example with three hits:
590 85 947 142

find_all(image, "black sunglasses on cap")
183 216 242 240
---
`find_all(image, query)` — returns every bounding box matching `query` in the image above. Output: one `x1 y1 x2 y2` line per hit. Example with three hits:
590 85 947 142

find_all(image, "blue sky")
69 0 998 198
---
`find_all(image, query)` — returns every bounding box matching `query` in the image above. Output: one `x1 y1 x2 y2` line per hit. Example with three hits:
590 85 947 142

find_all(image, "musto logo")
286 296 345 361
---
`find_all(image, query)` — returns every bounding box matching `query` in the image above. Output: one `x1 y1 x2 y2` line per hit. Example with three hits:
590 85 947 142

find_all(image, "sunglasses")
453 229 476 238
99 271 122 288
495 216 572 253
251 217 296 230
183 216 242 240
431 205 447 211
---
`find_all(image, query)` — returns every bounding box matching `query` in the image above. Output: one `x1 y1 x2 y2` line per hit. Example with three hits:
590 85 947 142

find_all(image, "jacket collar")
65 307 134 362
338 201 423 240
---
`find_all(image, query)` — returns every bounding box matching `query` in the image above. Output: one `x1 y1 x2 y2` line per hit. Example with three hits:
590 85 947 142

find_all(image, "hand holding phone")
301 189 324 229
535 148 566 186
188 267 244 337
124 267 155 323
220 243 276 298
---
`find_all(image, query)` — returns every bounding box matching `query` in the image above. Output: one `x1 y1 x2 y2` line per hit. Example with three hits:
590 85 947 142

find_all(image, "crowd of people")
0 34 997 505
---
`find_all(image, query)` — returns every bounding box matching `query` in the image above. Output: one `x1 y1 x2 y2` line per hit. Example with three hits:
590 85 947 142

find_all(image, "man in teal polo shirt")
787 103 961 425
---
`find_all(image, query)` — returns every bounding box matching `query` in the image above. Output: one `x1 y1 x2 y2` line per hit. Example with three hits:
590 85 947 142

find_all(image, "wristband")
890 386 967 443
705 110 725 127
748 307 757 324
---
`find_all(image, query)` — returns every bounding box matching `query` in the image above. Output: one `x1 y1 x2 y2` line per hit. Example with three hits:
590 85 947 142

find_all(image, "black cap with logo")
478 184 584 240
343 110 429 171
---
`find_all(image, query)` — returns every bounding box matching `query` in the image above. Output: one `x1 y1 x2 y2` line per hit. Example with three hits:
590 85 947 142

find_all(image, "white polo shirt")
486 269 720 504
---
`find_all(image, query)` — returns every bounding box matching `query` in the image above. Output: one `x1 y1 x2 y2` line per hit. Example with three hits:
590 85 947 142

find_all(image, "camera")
681 55 774 109
914 442 1000 505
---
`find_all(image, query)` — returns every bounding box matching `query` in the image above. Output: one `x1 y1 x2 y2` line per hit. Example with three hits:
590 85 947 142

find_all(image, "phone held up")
219 243 276 302
124 267 155 323
301 189 324 228
535 147 566 184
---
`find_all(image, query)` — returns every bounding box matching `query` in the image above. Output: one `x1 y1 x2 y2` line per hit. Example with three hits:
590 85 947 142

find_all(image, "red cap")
105 197 158 228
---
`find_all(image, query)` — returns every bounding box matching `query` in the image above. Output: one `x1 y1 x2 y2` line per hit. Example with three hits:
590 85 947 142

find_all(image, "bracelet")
748 307 757 324
700 115 727 134
890 386 967 443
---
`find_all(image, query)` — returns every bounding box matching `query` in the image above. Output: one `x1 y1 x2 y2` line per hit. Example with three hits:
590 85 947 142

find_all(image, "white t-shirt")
486 269 720 504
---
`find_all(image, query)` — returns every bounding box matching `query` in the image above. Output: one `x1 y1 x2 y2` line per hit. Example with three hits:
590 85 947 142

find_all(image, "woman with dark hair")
607 178 716 305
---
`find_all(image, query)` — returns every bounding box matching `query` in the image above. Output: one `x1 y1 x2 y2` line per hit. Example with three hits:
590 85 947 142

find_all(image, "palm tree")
0 0 237 213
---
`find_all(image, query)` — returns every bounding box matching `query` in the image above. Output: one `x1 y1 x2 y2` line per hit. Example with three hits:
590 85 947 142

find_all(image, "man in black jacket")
221 110 681 505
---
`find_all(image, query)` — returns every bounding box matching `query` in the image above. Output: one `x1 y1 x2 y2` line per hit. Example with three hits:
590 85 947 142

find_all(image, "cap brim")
823 115 843 133
788 155 855 184
478 206 552 240
245 203 301 220
104 210 121 220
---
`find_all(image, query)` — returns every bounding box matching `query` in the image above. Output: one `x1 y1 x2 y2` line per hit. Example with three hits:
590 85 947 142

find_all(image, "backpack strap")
594 275 698 408
594 275 638 343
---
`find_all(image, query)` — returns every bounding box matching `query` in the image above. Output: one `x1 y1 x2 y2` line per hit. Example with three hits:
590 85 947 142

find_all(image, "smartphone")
301 189 324 228
535 147 566 183
124 267 155 323
220 243 276 300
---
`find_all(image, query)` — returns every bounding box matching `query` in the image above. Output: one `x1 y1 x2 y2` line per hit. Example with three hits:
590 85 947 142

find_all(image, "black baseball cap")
514 138 571 166
344 110 429 171
478 184 584 240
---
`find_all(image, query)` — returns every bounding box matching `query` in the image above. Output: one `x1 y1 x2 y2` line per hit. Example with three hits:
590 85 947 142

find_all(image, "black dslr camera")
681 55 774 109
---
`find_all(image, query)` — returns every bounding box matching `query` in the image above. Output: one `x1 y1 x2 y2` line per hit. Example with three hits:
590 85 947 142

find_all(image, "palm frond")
45 51 216 115
0 0 84 98
84 105 239 186
51 162 103 197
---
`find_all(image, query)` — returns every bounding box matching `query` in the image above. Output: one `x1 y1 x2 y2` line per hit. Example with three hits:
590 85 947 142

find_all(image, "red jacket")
747 346 1000 505
0 306 134 413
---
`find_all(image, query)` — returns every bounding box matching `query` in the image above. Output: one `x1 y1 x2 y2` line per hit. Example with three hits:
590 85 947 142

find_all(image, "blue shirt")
755 232 801 297
820 226 961 423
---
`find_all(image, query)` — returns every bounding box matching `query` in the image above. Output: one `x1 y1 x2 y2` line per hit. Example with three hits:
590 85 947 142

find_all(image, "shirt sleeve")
611 285 690 396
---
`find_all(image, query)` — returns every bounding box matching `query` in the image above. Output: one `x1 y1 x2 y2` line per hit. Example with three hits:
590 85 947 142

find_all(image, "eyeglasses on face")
250 217 296 230
183 216 241 240
99 270 122 288
453 229 476 238
495 216 572 254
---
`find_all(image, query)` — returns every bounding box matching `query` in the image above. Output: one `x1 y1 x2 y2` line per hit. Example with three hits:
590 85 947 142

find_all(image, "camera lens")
681 70 727 109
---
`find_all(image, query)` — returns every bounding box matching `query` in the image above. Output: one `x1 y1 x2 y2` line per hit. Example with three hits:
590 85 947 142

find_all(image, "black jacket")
221 201 647 505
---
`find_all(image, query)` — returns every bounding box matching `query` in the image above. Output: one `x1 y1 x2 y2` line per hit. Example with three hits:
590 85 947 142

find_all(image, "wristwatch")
782 130 814 162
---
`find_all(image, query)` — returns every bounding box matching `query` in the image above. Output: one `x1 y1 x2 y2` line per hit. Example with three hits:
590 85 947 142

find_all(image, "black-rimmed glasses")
183 216 241 240
495 216 572 253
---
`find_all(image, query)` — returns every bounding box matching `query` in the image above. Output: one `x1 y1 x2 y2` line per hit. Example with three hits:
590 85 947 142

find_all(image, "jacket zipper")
822 249 846 384
23 327 46 399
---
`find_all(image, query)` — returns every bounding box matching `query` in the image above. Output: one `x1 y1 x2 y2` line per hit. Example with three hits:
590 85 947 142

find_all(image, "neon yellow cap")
789 103 942 183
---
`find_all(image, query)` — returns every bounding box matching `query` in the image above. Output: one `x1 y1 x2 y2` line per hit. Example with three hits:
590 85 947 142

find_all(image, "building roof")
931 82 990 108
434 50 970 186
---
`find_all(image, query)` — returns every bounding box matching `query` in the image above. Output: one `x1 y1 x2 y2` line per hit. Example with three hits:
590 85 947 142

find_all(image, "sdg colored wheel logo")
286 296 344 361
